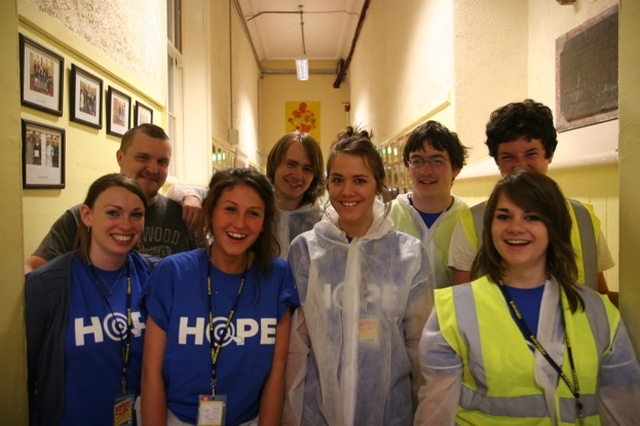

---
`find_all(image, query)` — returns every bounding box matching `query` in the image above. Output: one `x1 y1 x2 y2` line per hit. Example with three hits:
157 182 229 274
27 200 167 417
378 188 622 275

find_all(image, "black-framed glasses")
407 156 448 169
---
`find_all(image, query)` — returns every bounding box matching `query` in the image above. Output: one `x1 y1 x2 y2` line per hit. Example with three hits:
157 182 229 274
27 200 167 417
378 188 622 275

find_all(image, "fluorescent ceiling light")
296 57 309 81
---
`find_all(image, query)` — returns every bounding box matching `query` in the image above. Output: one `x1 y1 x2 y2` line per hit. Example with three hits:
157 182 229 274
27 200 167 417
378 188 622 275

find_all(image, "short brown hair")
119 123 170 153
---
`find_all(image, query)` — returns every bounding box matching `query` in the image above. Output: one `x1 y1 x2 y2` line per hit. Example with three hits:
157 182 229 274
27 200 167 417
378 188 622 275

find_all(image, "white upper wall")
350 0 454 139
30 0 165 94
453 1 529 165
351 0 619 177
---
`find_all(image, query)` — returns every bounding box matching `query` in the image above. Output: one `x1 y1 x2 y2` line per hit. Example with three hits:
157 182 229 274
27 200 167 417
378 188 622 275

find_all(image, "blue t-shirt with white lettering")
61 254 148 425
144 248 299 425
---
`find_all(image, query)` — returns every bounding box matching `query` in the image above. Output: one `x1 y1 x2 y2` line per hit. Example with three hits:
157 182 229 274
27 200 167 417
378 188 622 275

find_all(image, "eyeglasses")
407 156 448 169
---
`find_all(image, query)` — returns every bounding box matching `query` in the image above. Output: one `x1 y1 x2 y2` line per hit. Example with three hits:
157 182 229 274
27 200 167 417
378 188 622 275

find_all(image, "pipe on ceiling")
333 0 371 88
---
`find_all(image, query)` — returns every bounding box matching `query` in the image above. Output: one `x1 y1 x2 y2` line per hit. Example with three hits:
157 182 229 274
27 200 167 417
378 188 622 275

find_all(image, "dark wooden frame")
134 101 153 125
106 86 131 137
70 64 103 129
22 119 66 189
19 34 64 116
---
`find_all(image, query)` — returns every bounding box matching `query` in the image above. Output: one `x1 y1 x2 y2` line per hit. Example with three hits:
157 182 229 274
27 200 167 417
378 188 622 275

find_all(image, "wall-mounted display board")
556 5 618 132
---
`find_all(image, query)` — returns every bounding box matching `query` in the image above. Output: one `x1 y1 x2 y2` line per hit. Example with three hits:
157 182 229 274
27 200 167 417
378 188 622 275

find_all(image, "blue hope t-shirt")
144 249 299 425
61 254 148 425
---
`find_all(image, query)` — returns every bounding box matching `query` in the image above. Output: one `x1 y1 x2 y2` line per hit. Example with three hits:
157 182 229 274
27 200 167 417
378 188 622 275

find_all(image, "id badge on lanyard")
198 394 227 426
114 392 135 426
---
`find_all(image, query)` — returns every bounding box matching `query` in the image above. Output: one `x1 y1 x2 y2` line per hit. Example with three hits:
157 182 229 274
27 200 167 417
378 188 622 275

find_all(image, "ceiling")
236 0 367 62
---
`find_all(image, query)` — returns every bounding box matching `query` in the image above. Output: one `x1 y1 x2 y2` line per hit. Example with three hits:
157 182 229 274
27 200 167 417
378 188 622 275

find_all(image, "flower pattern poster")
286 101 320 141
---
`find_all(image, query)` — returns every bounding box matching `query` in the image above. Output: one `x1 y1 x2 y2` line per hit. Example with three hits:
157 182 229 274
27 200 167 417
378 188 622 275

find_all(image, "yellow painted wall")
260 71 349 166
19 0 166 259
0 1 28 422
619 0 640 355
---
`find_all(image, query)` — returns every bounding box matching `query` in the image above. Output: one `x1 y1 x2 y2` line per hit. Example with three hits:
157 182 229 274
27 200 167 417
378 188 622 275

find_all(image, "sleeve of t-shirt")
275 259 301 320
165 181 208 204
142 259 177 332
597 230 615 273
32 207 81 261
447 219 477 271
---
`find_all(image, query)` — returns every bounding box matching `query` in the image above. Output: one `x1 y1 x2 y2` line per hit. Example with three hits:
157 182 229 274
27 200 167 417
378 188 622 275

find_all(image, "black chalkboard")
556 6 618 131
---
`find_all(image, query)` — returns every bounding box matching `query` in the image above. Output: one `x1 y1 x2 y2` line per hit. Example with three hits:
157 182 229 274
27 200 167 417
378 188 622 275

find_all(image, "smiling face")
209 183 265 271
496 137 552 176
273 142 315 211
328 153 377 238
491 194 549 282
116 133 171 203
80 186 145 269
408 141 460 213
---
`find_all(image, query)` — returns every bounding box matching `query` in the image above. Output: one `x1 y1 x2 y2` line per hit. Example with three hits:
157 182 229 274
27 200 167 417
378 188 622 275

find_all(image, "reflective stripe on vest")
470 200 598 290
566 199 597 290
442 279 612 423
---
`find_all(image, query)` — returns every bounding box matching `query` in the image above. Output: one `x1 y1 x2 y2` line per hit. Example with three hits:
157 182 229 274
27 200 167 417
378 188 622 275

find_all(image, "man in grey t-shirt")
24 124 197 273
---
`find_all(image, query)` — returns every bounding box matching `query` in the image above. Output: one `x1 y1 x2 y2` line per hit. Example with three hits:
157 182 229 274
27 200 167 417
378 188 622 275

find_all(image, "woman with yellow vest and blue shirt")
415 168 640 425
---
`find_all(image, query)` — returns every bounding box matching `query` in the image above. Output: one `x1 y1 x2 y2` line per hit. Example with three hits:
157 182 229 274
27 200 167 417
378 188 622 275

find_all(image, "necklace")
94 265 126 296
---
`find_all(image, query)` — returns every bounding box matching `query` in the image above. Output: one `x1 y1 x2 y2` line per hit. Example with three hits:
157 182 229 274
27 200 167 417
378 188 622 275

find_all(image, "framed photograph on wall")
107 86 131 137
22 119 65 189
19 34 64 116
70 64 103 129
134 101 153 125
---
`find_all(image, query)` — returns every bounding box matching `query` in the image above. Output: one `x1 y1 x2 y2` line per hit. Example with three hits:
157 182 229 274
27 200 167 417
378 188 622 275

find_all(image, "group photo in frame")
134 101 154 125
107 86 131 136
19 34 64 116
22 119 65 189
70 64 103 129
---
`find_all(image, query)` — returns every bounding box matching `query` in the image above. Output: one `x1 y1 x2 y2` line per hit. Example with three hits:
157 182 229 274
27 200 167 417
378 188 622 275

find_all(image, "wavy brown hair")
471 168 583 313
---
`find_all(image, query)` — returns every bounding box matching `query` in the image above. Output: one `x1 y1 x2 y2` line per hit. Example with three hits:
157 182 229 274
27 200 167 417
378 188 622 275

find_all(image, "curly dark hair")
485 99 557 160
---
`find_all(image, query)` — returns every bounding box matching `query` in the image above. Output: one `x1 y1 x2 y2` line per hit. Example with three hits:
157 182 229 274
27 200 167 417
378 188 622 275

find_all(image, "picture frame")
22 119 65 189
70 64 103 129
106 86 131 137
19 34 64 116
134 101 153 125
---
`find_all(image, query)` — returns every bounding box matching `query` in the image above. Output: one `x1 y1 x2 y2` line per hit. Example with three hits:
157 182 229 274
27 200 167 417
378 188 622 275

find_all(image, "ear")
452 167 461 180
547 152 554 165
80 204 93 228
116 149 124 167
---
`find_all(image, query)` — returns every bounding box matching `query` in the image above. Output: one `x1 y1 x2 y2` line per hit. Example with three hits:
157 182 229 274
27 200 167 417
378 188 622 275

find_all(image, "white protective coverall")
277 203 324 259
285 199 433 426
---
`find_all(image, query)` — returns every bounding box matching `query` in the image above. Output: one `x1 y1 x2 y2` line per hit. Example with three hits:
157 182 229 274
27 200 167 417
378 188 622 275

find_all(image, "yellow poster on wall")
286 101 320 141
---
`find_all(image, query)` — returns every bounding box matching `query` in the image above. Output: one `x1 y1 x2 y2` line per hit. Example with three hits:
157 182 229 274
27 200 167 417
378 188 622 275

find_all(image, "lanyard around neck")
498 282 584 421
88 259 132 394
207 260 247 395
